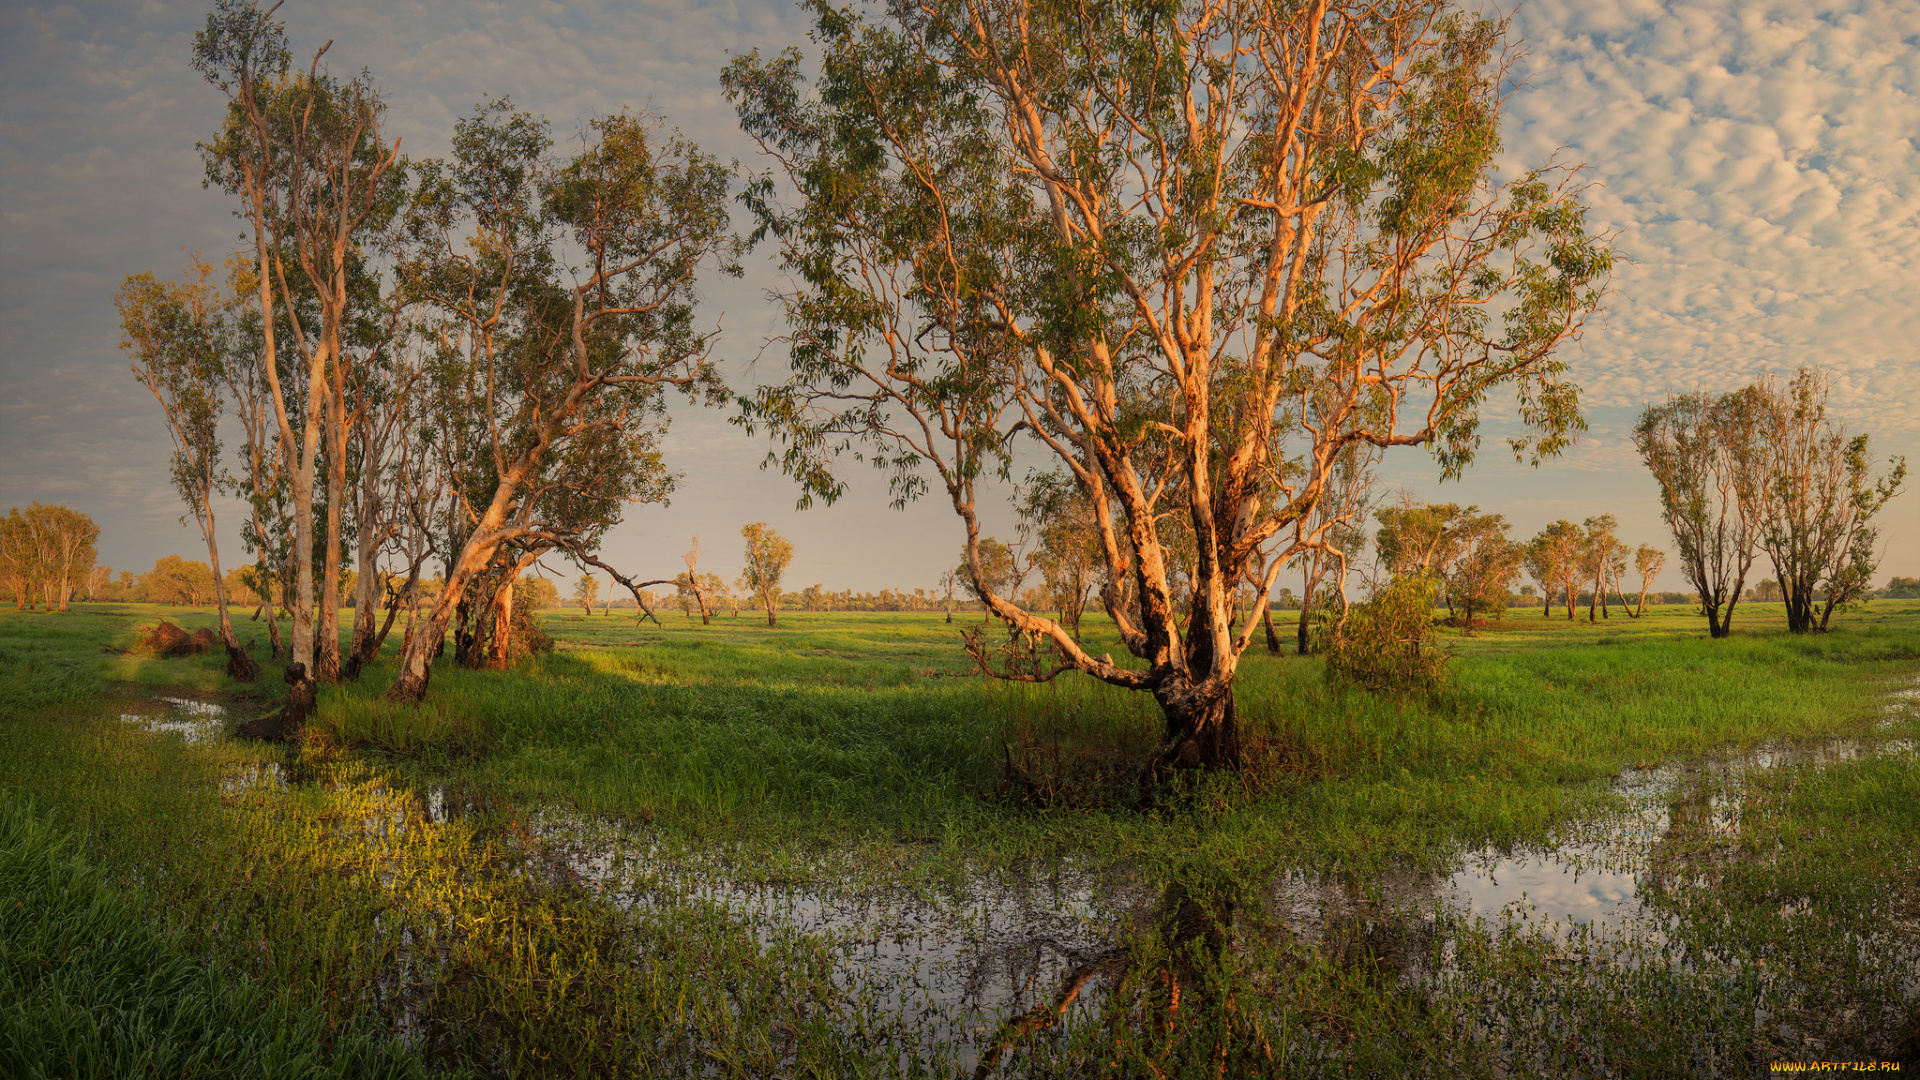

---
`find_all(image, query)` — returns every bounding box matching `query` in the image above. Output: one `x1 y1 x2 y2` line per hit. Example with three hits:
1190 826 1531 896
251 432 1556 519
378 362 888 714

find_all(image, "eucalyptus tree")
680 537 714 625
726 0 1609 771
0 505 98 614
741 522 795 627
1578 513 1622 621
116 258 258 679
384 101 739 697
572 574 599 615
343 334 434 675
213 258 295 658
195 0 402 680
1749 368 1907 633
1631 543 1665 618
1523 520 1577 619
1447 511 1521 628
1634 391 1767 639
1375 500 1467 618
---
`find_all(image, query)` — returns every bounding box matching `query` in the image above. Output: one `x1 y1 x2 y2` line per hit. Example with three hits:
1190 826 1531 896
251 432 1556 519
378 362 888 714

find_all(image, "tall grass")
0 795 424 1079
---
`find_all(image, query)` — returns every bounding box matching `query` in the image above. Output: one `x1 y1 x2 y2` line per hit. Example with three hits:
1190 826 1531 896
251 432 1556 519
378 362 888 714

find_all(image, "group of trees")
1635 368 1906 637
0 504 99 612
117 0 742 696
101 0 1908 776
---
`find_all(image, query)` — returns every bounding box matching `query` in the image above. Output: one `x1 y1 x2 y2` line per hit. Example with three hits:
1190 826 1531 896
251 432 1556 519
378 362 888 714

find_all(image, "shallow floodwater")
121 695 227 744
131 676 1920 1069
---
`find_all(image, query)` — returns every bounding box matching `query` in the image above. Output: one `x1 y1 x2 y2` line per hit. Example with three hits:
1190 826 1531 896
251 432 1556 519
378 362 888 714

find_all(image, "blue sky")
1 0 1914 594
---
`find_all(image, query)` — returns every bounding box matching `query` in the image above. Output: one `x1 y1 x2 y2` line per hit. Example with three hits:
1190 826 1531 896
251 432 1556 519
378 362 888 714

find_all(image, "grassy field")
2 599 1917 1075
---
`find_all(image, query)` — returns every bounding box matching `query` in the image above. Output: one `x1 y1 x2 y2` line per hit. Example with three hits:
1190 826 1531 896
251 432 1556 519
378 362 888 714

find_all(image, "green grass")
0 794 425 1079
2 598 1917 1075
311 601 1920 881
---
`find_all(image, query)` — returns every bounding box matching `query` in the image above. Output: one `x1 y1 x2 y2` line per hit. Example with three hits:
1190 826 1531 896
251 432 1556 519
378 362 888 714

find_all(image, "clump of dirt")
131 622 210 658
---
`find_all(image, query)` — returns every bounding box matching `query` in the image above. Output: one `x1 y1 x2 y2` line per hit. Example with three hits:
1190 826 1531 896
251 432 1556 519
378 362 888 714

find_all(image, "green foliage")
1325 572 1450 696
955 536 1016 603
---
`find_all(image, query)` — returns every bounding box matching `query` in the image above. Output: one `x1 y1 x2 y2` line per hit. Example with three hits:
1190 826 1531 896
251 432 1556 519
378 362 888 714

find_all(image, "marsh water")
119 678 1920 1071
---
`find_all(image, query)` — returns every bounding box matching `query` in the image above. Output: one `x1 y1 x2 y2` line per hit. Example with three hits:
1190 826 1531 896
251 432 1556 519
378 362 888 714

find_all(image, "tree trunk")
487 579 515 668
1261 605 1281 654
372 576 408 654
763 591 778 627
1296 602 1311 656
318 424 345 683
252 516 284 660
199 494 258 682
290 371 322 677
349 514 381 672
1150 684 1242 777
1706 604 1730 639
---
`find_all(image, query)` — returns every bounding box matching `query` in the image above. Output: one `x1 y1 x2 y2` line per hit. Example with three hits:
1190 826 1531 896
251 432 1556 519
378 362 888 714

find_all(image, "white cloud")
1502 0 1920 436
1 0 1915 585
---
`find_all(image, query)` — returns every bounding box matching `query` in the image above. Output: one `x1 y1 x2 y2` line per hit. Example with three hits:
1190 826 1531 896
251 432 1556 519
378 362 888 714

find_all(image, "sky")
1 0 1915 596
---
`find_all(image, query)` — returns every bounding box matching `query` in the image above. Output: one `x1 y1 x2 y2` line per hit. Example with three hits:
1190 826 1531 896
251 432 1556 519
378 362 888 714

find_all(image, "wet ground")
116 676 1920 1072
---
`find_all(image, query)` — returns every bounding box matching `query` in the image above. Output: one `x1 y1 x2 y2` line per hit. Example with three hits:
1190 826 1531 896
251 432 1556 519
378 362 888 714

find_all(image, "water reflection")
120 695 227 744
177 673 1920 1071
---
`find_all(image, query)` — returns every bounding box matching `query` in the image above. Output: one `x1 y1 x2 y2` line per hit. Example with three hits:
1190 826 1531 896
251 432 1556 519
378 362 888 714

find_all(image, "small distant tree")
1524 520 1579 619
1578 514 1623 621
680 537 713 625
956 538 1017 616
1632 544 1665 617
1883 576 1920 599
938 570 958 625
572 574 599 616
741 522 794 627
3 504 99 613
1448 513 1522 628
1375 501 1469 616
87 564 112 602
0 509 40 611
1748 368 1907 633
1634 390 1768 639
1019 473 1098 641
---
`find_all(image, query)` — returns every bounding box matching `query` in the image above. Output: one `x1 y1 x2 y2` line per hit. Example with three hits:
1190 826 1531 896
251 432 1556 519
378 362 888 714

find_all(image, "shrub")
1325 572 1449 697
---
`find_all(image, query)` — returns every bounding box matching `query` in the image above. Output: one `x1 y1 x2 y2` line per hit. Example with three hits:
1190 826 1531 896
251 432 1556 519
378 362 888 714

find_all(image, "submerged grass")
2 599 1916 1075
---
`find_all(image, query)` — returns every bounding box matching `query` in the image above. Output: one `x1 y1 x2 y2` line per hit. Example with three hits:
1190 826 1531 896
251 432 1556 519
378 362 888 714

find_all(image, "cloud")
1501 0 1920 434
1 0 1915 586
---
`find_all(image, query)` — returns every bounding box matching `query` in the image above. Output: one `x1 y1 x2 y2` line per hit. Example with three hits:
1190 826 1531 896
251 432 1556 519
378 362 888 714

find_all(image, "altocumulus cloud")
1502 0 1920 433
1 0 1914 583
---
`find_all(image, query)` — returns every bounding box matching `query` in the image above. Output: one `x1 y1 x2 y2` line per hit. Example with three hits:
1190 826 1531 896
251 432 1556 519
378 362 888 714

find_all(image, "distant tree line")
0 504 99 611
